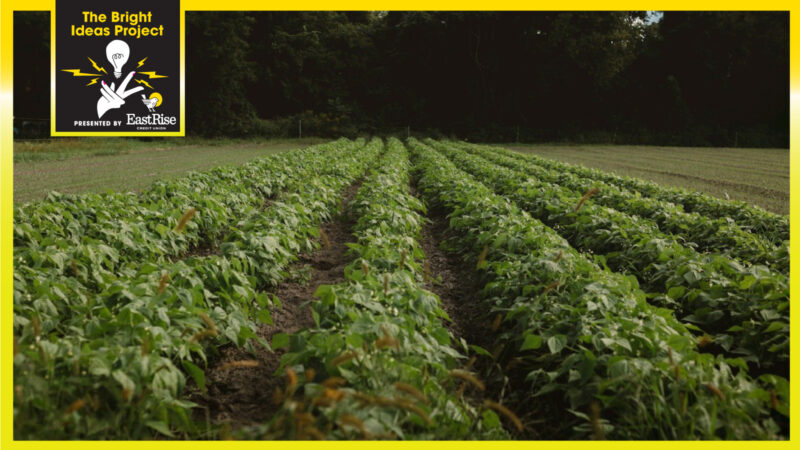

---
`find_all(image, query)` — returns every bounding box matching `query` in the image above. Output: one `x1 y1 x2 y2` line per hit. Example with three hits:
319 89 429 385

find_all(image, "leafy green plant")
502 144 789 245
456 141 787 275
12 136 789 440
249 138 509 440
408 137 785 439
428 140 788 376
13 139 381 438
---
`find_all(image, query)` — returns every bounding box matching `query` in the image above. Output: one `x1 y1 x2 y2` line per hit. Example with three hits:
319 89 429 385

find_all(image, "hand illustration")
97 71 144 118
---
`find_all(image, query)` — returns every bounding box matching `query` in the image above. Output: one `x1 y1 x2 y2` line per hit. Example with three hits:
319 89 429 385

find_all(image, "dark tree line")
15 11 789 147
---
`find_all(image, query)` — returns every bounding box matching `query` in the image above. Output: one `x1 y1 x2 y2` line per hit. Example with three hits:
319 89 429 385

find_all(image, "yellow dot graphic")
149 92 163 107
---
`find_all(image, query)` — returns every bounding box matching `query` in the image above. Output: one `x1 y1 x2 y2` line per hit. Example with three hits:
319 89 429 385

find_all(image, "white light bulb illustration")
106 40 130 79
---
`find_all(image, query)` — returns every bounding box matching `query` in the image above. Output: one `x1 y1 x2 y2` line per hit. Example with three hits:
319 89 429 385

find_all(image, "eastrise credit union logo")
126 113 177 125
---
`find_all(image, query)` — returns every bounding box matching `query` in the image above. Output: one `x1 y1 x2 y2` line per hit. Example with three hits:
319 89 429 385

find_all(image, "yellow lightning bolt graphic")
135 79 154 89
86 78 100 86
62 69 102 77
136 57 148 68
137 71 167 79
87 57 107 74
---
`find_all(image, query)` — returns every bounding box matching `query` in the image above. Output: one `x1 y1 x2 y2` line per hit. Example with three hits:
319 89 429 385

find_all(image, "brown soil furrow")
417 195 554 439
187 180 362 429
419 201 537 438
419 207 490 349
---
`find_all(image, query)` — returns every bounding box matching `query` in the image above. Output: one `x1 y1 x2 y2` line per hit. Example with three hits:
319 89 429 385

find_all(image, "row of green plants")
456 142 787 275
408 138 787 439
499 145 789 245
243 138 509 439
13 139 358 302
13 139 382 439
13 139 365 340
430 140 788 376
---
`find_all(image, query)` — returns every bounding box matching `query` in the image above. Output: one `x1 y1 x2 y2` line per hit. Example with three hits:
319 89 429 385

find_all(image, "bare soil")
417 197 552 439
188 181 361 429
419 207 492 349
175 240 222 261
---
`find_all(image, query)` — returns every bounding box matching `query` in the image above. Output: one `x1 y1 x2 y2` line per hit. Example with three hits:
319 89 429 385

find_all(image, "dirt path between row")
419 207 490 349
417 197 553 439
188 180 362 430
417 197 538 438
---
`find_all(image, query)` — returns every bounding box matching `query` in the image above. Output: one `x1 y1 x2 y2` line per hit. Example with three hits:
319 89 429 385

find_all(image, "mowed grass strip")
503 144 789 214
13 138 324 204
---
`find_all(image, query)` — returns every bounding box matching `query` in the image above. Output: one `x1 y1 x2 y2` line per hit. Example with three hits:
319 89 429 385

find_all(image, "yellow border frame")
49 0 186 136
1 1 797 448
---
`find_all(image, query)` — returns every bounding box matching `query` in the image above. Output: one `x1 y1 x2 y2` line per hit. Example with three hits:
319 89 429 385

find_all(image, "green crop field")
13 139 789 440
503 144 789 214
13 138 326 204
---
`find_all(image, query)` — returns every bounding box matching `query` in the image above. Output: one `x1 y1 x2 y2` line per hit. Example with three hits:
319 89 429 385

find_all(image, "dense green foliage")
248 138 507 439
409 138 785 439
13 139 379 438
431 141 789 375
186 13 261 136
500 146 790 244
12 138 790 440
14 12 788 146
458 142 787 273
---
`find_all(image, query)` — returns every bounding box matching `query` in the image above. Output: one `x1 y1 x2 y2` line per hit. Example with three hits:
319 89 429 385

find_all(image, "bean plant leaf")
521 334 543 351
272 332 289 349
146 421 175 437
182 360 205 393
547 335 566 354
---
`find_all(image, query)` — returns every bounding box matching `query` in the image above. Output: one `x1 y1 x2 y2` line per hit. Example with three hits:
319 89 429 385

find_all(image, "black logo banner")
54 0 181 134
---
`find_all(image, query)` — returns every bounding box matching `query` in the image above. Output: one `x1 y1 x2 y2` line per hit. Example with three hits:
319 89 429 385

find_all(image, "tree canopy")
14 11 789 147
